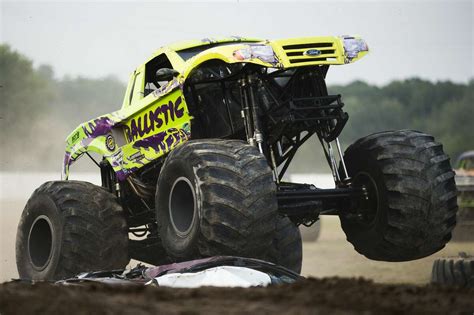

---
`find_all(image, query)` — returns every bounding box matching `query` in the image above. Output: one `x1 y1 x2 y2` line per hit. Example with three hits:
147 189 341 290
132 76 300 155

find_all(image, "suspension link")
324 137 350 187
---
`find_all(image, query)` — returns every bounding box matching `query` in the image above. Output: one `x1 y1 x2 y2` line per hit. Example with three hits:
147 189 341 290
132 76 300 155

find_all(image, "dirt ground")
1 173 473 314
300 217 474 284
1 277 474 314
2 203 474 314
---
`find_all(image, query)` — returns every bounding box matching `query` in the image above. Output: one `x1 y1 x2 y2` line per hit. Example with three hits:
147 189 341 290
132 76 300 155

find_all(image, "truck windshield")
176 41 260 61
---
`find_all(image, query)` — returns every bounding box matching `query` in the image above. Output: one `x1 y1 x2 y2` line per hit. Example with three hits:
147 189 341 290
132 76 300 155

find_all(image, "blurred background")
0 0 472 283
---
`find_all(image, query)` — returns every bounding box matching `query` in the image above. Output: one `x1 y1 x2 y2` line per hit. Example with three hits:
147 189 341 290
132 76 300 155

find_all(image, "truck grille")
281 42 337 64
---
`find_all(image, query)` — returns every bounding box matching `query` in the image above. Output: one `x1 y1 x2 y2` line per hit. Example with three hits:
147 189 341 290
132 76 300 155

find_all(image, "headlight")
341 36 368 59
233 45 276 63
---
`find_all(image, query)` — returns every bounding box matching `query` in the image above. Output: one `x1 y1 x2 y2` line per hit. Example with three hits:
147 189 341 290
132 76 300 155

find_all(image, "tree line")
0 44 125 171
0 44 472 172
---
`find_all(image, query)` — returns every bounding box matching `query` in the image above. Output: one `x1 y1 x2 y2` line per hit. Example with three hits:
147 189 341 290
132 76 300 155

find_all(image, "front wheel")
16 181 129 280
340 130 458 261
156 140 277 262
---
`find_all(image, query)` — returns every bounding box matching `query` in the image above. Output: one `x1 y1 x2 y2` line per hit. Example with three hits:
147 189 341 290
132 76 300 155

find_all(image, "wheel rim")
352 172 379 226
28 215 54 270
169 177 197 236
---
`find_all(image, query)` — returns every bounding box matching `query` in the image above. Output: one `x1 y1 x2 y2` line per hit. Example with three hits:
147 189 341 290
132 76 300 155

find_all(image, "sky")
1 0 472 85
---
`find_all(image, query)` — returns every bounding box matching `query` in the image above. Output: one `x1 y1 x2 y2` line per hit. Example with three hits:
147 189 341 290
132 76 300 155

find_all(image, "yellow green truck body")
63 36 368 181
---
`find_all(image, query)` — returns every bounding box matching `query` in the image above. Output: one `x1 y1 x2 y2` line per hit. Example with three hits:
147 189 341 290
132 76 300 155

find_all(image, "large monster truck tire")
340 130 458 261
431 255 474 288
156 139 277 261
269 217 303 273
16 181 129 280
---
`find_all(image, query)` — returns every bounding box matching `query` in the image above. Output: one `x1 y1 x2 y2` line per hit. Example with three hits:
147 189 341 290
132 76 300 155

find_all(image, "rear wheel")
16 181 129 280
340 130 458 261
156 139 277 261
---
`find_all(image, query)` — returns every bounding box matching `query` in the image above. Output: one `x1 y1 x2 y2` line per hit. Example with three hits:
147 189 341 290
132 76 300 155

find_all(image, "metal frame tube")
335 138 349 180
327 142 340 183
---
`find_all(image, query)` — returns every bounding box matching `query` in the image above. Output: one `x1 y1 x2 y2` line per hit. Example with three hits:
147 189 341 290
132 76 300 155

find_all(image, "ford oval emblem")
304 49 322 56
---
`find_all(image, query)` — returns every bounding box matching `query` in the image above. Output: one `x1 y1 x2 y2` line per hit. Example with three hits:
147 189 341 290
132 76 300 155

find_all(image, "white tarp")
148 266 272 288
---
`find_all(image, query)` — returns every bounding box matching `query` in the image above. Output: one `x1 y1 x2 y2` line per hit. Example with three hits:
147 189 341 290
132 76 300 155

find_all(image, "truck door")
119 53 191 175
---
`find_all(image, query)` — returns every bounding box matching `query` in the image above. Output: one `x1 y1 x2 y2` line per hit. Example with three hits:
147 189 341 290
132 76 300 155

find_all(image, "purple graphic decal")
133 132 167 153
63 150 80 168
63 151 71 166
82 117 115 138
115 167 139 181
133 128 190 154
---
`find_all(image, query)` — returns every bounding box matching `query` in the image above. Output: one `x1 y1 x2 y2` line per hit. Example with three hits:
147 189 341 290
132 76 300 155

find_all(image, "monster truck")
16 36 458 280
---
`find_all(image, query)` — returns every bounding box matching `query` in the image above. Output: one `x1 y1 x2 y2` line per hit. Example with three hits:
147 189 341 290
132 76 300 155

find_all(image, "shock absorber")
247 75 264 153
321 136 351 187
335 138 350 181
239 73 265 154
239 77 255 146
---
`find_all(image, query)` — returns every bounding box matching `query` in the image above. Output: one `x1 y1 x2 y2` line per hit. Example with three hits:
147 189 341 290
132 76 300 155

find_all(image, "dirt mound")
1 277 473 314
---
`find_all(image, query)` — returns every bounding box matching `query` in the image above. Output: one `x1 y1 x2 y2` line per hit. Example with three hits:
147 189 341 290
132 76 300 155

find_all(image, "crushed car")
57 256 301 288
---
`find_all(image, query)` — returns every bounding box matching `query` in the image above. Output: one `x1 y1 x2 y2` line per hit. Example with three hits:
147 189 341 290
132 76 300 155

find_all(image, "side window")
144 54 174 97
